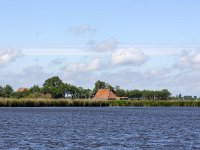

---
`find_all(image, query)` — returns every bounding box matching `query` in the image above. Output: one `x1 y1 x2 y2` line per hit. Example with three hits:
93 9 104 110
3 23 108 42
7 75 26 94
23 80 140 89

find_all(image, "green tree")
0 86 3 97
183 95 193 100
93 80 106 93
84 88 92 99
142 90 152 100
105 83 115 93
159 89 171 100
93 80 115 95
130 90 143 100
3 85 14 98
115 86 126 97
67 85 79 99
64 83 72 98
11 92 23 99
43 76 66 98
30 85 41 94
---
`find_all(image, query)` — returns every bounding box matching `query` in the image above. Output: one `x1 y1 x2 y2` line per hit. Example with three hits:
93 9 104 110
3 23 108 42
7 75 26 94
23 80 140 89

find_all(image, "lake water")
0 107 200 150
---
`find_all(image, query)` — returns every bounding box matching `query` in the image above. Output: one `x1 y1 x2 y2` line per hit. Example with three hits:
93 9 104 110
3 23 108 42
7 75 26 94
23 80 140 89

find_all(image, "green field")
0 99 200 107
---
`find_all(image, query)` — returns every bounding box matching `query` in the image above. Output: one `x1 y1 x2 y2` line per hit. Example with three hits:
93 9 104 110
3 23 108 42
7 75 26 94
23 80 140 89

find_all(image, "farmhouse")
93 89 117 100
17 87 29 92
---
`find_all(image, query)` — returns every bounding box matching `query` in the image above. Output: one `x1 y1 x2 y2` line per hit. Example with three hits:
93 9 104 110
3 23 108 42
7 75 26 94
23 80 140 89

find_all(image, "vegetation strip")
0 76 172 100
0 99 200 107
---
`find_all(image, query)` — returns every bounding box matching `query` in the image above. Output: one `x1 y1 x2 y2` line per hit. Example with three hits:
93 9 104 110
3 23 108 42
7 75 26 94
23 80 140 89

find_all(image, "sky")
0 0 200 96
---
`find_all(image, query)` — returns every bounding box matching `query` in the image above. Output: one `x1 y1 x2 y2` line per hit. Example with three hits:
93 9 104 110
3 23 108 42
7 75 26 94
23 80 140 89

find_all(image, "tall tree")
43 76 66 98
30 85 41 94
130 90 143 100
3 85 14 98
0 86 3 97
115 86 126 97
159 89 171 100
93 80 106 93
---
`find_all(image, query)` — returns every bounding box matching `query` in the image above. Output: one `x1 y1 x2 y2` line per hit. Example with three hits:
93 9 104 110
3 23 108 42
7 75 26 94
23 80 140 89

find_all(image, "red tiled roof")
93 89 117 100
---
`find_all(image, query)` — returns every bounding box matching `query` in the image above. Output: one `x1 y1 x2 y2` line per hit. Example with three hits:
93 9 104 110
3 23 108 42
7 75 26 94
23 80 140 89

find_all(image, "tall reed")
0 99 200 107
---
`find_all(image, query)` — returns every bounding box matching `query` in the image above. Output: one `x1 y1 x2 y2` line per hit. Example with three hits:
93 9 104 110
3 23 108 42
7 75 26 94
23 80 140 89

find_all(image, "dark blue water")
0 107 200 150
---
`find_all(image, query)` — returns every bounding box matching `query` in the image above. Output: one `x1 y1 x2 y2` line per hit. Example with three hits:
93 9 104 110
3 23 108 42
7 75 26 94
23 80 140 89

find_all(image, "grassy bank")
0 99 200 107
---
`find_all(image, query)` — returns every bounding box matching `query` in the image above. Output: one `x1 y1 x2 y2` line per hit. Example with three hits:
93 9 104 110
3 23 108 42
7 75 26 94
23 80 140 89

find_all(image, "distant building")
119 97 129 100
17 87 29 92
93 89 117 100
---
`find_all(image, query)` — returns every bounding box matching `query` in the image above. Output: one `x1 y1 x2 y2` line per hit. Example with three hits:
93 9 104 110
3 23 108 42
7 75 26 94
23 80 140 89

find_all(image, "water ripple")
0 107 200 149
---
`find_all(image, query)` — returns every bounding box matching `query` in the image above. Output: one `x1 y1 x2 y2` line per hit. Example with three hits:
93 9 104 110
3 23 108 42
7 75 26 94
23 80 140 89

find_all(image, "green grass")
0 98 200 107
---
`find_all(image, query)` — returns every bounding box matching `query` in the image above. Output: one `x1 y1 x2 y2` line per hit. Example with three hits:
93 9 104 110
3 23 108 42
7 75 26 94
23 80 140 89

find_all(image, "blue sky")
0 0 200 96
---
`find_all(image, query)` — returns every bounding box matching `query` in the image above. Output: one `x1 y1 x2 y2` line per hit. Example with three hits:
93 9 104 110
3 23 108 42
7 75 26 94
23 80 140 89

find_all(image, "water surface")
0 107 200 149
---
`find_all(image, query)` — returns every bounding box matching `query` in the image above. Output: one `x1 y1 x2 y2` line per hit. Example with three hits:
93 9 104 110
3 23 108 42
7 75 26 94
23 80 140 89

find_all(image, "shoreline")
0 99 200 107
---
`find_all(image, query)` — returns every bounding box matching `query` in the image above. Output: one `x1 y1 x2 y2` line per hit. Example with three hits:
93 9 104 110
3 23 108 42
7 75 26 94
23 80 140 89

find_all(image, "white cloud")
111 47 147 65
0 65 52 89
60 58 101 87
68 24 96 35
62 58 101 75
175 50 200 70
0 49 23 65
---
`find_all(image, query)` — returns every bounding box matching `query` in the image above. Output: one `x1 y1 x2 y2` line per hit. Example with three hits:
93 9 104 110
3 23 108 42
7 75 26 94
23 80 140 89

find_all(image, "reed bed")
0 99 200 107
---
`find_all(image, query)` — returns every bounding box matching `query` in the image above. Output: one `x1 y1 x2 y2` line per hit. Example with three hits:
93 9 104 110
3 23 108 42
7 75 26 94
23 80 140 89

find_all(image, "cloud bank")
62 58 101 75
175 50 200 70
1 45 200 96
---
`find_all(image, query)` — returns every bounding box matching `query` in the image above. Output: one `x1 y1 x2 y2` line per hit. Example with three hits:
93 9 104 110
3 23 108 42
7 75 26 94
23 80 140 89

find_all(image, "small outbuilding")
93 89 117 100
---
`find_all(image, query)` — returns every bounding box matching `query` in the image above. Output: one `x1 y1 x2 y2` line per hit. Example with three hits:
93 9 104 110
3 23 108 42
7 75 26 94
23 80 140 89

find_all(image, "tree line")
94 80 171 100
0 76 193 100
0 77 92 99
